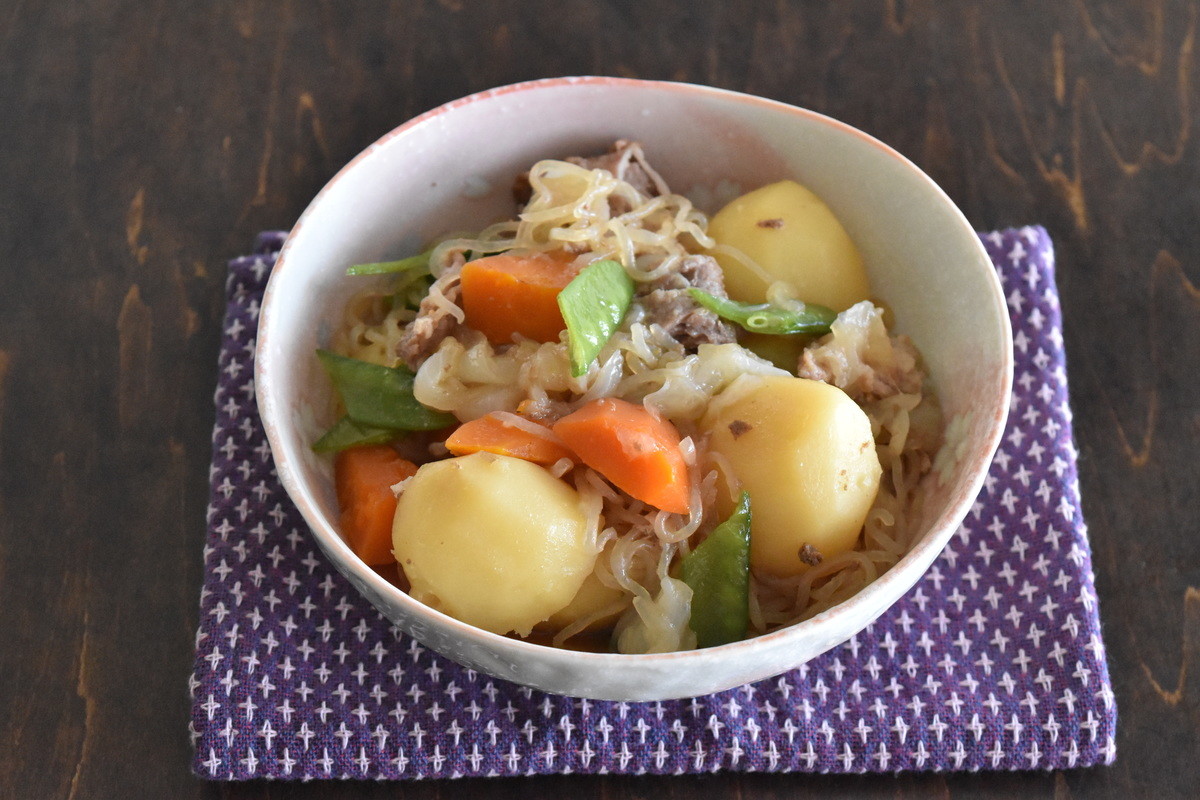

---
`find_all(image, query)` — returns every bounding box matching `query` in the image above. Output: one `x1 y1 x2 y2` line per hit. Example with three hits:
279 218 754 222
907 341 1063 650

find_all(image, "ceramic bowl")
256 77 1012 701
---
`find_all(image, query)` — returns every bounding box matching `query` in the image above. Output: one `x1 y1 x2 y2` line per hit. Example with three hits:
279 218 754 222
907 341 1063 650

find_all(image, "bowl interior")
257 78 1011 700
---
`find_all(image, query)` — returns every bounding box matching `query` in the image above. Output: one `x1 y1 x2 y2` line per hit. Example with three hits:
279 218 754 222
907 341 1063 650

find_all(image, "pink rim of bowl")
256 76 1013 701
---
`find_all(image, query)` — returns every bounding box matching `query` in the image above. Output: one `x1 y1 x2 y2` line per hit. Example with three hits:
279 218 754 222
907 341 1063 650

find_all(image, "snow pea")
681 491 752 648
315 350 456 432
687 288 836 336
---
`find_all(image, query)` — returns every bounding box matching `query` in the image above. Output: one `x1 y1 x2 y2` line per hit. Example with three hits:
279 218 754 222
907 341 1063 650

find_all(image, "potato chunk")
392 452 596 636
707 180 870 311
702 375 881 577
545 566 625 633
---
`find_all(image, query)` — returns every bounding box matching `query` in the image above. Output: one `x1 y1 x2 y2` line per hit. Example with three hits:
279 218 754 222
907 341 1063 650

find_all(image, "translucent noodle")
427 160 714 282
332 289 411 367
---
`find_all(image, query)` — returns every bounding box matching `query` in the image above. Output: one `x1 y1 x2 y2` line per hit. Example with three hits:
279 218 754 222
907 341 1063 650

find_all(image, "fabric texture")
190 226 1116 779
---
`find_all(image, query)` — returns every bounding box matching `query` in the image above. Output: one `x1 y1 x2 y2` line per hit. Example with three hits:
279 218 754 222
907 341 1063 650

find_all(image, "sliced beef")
797 335 923 402
566 139 671 199
656 253 730 297
394 253 465 370
636 254 737 351
513 140 671 208
796 303 924 402
512 171 534 207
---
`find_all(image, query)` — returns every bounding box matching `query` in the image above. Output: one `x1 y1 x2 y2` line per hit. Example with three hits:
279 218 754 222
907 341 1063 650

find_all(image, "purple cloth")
190 226 1116 779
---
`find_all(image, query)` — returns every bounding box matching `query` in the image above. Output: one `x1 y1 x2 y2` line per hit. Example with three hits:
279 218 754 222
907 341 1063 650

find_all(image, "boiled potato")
545 564 626 633
707 180 870 311
392 452 597 636
701 375 881 577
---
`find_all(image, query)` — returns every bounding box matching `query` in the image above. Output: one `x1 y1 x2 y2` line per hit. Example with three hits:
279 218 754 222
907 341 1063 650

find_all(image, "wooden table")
1 2 1194 797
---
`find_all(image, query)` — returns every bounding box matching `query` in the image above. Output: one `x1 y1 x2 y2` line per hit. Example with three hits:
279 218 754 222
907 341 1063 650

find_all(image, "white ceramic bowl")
256 77 1012 701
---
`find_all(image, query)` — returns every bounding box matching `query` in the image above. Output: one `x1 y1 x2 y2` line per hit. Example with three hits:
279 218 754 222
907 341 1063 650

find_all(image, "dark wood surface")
1 1 1195 797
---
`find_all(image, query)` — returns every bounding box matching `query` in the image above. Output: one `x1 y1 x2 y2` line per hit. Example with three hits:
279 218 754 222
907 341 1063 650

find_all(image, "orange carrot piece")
552 398 691 514
460 251 579 344
334 445 418 566
444 413 576 465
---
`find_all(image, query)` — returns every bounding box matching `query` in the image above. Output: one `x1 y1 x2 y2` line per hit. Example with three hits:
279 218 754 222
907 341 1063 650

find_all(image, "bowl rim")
257 75 1013 676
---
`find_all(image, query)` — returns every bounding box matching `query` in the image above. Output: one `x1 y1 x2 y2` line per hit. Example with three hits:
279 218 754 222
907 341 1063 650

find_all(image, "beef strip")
636 254 737 351
394 253 465 370
511 172 534 207
566 139 671 199
513 139 671 208
796 333 923 403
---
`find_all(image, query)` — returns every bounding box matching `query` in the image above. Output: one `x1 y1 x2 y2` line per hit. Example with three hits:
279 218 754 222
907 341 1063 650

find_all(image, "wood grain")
0 1 1195 797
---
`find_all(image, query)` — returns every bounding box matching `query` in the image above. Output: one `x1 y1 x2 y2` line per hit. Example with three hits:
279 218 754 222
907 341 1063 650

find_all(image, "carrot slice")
444 413 575 465
334 445 418 565
460 251 579 344
552 398 691 514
